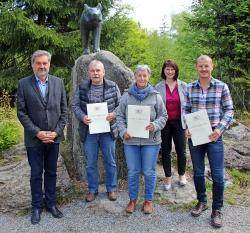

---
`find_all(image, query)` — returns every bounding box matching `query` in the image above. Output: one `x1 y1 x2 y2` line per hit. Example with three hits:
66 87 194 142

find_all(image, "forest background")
0 0 249 113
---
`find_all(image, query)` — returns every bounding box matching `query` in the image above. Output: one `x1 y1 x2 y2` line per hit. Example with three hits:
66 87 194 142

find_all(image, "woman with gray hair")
116 65 167 214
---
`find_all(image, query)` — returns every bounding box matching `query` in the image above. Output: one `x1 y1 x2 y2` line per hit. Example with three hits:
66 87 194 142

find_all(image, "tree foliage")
189 0 250 110
0 0 249 111
102 13 154 75
146 12 205 84
168 12 205 83
0 0 114 94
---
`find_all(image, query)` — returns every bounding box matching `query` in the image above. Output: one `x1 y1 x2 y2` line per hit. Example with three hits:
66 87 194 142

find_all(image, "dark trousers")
188 137 224 210
26 143 59 209
161 120 186 177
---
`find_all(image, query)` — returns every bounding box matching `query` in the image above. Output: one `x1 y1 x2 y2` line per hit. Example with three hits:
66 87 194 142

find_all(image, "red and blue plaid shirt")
184 77 234 133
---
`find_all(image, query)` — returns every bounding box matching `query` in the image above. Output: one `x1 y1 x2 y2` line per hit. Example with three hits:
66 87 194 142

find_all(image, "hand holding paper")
145 123 155 131
87 102 110 134
185 109 213 146
209 128 222 141
83 115 92 125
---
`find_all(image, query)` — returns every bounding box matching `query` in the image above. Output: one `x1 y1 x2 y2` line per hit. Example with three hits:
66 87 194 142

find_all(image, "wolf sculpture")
80 3 103 54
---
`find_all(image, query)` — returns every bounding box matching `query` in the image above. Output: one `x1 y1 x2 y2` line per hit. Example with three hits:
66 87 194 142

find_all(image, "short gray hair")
31 50 52 64
134 64 151 75
88 60 104 70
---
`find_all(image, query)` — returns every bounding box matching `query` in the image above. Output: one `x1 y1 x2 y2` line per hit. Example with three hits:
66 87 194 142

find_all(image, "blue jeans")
84 133 117 193
188 137 224 210
124 144 160 200
26 143 59 209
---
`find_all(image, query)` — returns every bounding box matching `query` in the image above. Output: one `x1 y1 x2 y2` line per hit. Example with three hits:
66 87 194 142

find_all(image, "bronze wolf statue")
80 3 103 54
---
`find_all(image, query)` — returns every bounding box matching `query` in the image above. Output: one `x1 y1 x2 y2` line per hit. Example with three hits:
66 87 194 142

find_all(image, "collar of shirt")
35 75 48 84
195 77 215 88
35 75 48 98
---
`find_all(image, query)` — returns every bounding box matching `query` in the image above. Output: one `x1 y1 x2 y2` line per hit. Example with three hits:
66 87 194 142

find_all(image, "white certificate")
87 102 110 134
127 105 150 138
185 109 213 146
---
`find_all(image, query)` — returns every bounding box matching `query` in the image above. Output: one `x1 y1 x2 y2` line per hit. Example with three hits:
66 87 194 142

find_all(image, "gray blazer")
155 79 187 129
16 74 68 147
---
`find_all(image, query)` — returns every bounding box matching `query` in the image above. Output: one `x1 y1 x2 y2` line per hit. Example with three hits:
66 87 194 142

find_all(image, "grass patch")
167 200 198 212
16 208 31 217
224 169 250 206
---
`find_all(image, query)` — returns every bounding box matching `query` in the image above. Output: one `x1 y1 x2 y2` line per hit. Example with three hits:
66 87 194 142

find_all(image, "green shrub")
0 121 22 152
0 90 16 121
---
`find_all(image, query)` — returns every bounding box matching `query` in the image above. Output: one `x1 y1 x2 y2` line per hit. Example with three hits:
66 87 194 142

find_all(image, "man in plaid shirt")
184 55 234 228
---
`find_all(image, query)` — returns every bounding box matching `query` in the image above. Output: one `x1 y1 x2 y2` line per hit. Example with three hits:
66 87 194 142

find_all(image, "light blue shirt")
36 76 48 98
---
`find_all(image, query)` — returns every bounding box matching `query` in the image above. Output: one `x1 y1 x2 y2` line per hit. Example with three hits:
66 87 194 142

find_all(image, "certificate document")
127 105 150 138
87 102 110 134
185 109 213 146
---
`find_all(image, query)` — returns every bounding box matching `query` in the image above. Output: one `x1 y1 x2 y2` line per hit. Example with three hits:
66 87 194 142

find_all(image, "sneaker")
143 200 153 214
163 177 172 191
126 200 137 213
190 202 208 217
85 192 98 202
163 183 172 191
211 210 222 228
179 175 187 186
107 191 117 201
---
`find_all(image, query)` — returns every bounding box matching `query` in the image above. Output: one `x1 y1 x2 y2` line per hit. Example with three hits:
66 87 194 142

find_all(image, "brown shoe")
190 202 208 217
211 210 222 228
126 200 137 213
85 192 97 202
143 200 153 214
107 191 117 201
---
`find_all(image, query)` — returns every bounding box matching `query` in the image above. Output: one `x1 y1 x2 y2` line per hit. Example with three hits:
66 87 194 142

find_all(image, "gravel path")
1 192 250 233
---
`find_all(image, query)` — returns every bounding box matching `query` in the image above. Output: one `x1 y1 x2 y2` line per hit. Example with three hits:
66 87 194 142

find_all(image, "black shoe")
211 209 223 228
190 202 208 217
31 208 41 225
46 206 63 218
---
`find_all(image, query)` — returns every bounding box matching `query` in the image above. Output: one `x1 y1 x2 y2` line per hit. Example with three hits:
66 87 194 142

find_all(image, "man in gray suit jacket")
16 50 67 224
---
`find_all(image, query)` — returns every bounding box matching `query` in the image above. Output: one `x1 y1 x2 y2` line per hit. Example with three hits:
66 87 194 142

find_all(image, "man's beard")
36 69 48 77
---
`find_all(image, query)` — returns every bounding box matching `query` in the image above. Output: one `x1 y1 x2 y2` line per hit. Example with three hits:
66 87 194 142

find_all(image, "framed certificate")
185 109 213 146
87 102 110 134
127 105 150 138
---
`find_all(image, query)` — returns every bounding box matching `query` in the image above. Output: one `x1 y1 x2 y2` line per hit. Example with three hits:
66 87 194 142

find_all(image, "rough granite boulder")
224 141 250 171
68 50 134 181
224 121 250 141
223 122 250 171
